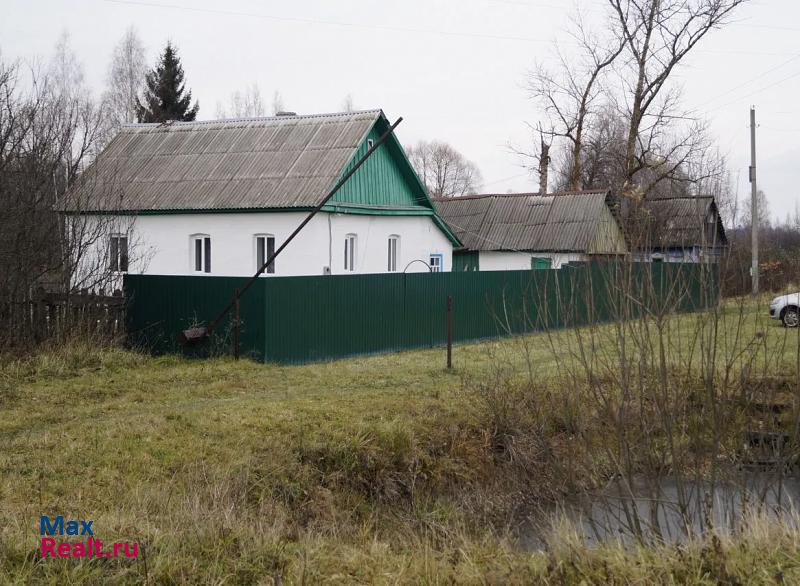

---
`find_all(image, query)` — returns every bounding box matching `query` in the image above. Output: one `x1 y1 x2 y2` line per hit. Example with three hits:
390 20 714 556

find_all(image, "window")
255 234 276 274
387 235 399 272
367 138 374 149
429 253 443 272
109 235 129 273
344 234 356 272
192 235 211 273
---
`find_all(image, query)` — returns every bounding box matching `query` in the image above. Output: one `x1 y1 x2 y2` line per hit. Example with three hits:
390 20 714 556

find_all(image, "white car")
770 293 800 327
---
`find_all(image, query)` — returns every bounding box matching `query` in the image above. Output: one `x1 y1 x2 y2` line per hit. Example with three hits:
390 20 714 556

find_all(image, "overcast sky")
2 0 798 222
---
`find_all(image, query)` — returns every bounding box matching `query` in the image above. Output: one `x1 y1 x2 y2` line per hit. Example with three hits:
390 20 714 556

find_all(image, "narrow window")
387 235 399 272
429 253 443 272
266 236 275 273
109 235 129 273
367 138 374 149
255 234 276 274
344 234 356 272
192 235 211 273
256 236 265 269
194 238 202 272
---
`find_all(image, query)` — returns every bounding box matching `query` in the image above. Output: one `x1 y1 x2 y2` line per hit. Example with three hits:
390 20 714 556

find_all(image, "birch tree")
103 27 147 130
407 141 483 198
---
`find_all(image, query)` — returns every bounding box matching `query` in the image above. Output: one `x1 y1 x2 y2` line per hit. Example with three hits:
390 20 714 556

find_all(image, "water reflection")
523 471 800 549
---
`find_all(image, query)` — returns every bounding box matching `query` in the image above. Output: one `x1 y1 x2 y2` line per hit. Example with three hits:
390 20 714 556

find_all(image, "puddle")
520 471 800 549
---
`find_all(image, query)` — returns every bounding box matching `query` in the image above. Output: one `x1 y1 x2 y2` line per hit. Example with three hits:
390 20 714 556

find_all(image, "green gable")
323 115 460 246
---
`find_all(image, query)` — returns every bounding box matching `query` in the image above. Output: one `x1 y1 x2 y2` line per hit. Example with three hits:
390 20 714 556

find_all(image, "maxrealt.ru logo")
40 515 138 558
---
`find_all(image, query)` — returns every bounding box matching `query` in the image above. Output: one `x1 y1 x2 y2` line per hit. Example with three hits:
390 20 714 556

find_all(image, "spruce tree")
137 42 199 123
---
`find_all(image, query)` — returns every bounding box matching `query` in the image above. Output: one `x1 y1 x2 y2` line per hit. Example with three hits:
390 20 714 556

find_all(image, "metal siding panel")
126 264 718 364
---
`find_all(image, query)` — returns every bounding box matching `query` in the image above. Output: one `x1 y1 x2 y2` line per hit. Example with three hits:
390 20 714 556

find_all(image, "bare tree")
607 0 749 192
341 93 356 112
103 27 147 131
551 104 628 193
270 91 285 116
0 38 136 346
740 189 770 230
216 83 266 119
527 12 625 191
407 140 483 198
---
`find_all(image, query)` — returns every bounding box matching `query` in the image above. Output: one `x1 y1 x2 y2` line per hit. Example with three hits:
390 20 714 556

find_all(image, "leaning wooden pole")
180 117 404 345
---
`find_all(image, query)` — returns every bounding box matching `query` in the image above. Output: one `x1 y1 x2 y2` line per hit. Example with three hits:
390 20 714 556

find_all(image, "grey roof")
641 196 728 248
63 110 383 212
433 190 626 254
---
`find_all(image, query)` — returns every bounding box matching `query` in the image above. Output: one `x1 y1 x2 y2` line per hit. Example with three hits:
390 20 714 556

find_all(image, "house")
61 110 459 290
634 196 728 263
433 190 627 271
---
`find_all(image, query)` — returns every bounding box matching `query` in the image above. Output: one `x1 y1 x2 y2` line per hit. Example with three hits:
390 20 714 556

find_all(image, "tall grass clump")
474 256 800 544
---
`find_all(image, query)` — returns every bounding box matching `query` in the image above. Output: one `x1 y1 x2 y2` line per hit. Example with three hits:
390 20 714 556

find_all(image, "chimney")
538 138 550 195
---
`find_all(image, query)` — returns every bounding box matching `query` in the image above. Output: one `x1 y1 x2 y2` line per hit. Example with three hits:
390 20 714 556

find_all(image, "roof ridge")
433 189 608 202
121 109 384 129
645 195 714 201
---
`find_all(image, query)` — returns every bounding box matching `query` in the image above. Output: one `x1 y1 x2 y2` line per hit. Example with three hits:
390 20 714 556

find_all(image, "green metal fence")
125 262 719 364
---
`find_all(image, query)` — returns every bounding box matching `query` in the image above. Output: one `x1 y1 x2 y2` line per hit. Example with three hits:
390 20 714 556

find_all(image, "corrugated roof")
433 190 626 254
64 110 384 211
641 196 728 248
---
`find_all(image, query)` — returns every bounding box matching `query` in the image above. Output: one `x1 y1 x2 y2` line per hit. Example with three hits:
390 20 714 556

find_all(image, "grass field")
2 299 800 584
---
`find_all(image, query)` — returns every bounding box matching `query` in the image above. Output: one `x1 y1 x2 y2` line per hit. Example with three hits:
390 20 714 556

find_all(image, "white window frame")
387 235 400 272
109 233 129 273
344 234 357 272
191 234 212 274
254 234 276 274
429 253 443 272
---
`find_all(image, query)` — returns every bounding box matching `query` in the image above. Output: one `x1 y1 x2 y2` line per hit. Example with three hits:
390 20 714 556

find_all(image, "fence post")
233 288 241 361
446 295 453 369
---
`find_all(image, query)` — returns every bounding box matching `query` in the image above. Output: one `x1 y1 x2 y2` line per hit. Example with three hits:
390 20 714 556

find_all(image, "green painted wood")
531 257 553 270
322 118 461 247
329 124 428 209
453 251 480 272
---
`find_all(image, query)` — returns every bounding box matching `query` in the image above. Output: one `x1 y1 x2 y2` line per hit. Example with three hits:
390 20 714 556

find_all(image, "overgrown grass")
1 299 798 583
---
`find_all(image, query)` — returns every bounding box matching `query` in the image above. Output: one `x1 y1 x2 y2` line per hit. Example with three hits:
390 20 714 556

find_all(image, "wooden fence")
2 290 125 345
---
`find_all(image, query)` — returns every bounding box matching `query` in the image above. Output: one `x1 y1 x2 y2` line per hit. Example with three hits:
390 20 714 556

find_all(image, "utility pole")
749 106 759 296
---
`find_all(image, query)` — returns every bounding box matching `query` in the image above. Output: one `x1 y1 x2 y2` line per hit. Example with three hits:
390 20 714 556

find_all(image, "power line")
481 171 532 187
715 69 800 109
104 0 800 56
757 125 800 133
703 53 800 106
104 0 554 44
487 0 800 33
105 0 800 116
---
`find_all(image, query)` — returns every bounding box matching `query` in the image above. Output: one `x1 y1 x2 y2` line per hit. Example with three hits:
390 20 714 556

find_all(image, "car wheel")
783 306 800 328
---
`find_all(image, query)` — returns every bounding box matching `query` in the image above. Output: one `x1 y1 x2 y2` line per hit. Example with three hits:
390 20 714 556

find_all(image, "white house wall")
478 251 585 271
76 212 453 290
